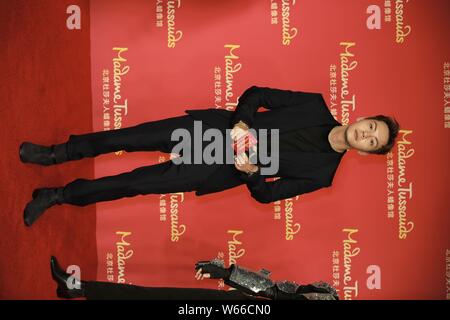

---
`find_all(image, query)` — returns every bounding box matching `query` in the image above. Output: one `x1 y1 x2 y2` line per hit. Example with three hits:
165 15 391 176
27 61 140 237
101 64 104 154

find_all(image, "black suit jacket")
184 86 346 204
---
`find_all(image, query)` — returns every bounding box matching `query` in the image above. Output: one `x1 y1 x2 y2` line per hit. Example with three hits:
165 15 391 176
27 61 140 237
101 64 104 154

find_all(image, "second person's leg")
83 281 252 300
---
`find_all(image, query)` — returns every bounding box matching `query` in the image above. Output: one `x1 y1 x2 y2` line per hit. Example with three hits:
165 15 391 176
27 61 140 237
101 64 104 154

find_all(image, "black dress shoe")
50 256 85 299
19 142 68 166
23 187 65 227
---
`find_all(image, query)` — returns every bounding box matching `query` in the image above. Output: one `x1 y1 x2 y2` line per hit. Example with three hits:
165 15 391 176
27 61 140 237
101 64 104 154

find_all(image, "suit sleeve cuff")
239 167 262 183
230 107 253 128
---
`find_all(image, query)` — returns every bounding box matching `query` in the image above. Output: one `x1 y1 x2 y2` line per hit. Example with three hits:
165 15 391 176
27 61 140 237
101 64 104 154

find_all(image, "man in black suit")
20 86 400 226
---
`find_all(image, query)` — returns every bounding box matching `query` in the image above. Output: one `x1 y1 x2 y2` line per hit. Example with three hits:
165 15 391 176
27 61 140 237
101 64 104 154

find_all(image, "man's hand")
195 260 230 280
195 268 210 281
234 152 259 174
230 122 249 144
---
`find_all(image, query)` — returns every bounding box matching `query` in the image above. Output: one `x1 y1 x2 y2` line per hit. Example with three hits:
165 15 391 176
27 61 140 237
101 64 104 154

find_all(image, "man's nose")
361 130 369 139
362 131 373 139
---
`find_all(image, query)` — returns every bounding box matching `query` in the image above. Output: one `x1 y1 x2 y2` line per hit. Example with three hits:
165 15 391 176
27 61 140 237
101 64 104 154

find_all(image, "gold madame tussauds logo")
227 230 245 266
342 228 360 300
339 42 358 126
285 197 301 240
397 130 415 240
223 44 242 111
116 231 133 284
112 47 130 156
167 0 183 48
170 192 186 242
281 0 298 46
394 0 411 44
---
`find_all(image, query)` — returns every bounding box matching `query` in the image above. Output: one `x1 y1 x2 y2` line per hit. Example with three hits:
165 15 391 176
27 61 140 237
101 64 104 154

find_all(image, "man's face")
344 118 390 154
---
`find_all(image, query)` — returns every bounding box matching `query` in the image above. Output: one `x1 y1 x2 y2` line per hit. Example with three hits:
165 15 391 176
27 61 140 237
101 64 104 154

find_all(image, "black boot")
23 187 65 227
19 142 69 166
50 256 86 299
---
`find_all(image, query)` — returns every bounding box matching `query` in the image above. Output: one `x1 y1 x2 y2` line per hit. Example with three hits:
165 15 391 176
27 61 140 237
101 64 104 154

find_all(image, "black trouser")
61 115 226 206
84 281 261 300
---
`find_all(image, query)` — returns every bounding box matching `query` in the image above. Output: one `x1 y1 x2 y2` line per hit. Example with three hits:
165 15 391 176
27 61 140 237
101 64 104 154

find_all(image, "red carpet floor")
0 0 97 299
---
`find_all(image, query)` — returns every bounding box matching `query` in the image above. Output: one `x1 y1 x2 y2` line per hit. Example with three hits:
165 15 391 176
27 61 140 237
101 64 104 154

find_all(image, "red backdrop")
88 0 450 299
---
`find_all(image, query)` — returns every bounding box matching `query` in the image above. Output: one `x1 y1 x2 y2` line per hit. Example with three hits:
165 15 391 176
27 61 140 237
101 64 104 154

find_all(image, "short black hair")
364 115 400 155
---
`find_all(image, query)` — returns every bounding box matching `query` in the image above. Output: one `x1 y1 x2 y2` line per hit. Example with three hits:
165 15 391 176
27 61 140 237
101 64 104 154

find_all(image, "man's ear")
358 150 369 156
